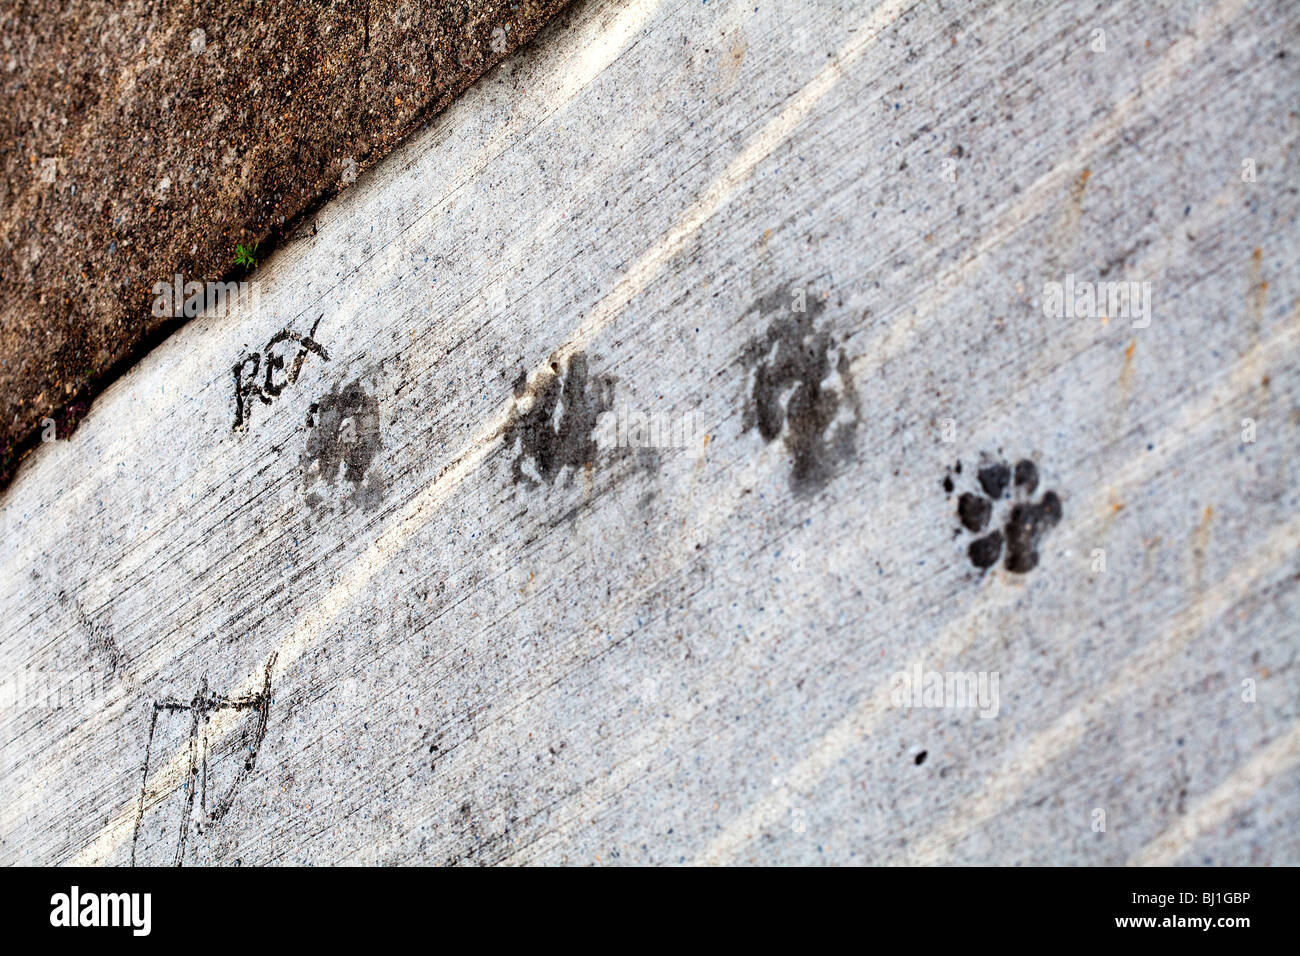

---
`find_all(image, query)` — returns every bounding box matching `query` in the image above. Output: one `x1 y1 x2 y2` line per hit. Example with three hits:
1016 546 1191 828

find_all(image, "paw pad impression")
944 457 1061 574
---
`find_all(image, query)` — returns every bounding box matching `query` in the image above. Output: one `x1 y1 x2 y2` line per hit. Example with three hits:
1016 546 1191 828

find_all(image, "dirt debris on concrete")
0 0 570 489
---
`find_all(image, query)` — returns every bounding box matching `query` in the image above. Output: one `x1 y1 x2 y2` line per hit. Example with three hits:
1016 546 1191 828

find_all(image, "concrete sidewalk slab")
0 0 1297 865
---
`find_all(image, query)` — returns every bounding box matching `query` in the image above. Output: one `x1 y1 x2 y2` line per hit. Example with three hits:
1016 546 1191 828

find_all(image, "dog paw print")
738 283 861 497
943 458 1062 573
502 351 614 488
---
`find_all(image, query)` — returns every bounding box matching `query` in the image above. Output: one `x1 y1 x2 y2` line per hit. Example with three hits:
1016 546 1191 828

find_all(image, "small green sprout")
234 243 259 269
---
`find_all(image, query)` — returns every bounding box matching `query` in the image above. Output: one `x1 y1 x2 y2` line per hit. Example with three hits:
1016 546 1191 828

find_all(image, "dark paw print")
502 351 614 488
300 376 385 512
738 284 860 497
943 458 1062 573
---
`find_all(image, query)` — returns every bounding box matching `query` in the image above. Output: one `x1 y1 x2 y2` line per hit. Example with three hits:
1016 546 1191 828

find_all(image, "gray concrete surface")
1 0 1298 865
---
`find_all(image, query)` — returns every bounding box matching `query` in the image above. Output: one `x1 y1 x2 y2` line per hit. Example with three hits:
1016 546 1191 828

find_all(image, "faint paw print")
944 457 1062 573
738 284 860 497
